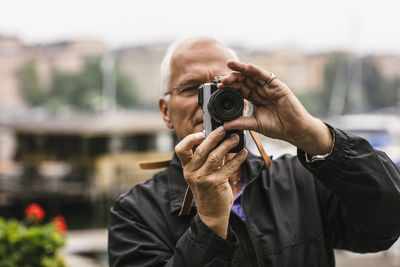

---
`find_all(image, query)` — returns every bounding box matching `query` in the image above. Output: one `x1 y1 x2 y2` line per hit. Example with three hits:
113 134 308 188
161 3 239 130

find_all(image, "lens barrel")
207 88 243 123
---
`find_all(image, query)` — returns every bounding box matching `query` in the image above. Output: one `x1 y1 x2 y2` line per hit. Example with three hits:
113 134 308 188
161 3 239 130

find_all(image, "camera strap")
139 160 171 169
248 130 272 168
139 130 271 216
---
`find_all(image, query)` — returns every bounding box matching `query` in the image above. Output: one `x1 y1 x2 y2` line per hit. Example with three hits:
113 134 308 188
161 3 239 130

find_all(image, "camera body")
198 80 245 153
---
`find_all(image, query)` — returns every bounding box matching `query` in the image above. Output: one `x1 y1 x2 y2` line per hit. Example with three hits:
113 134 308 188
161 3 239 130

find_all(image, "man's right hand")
175 126 248 239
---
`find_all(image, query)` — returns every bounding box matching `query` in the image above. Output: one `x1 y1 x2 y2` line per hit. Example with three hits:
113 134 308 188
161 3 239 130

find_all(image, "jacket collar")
167 151 266 215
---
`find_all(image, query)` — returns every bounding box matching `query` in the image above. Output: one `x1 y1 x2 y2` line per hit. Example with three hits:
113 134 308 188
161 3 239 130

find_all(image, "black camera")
198 78 245 153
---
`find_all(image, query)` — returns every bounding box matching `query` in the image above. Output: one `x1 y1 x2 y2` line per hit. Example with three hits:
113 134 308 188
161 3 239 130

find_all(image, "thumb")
223 115 257 131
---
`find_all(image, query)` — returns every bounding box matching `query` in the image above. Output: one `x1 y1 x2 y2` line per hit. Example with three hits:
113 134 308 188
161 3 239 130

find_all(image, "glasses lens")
178 86 198 97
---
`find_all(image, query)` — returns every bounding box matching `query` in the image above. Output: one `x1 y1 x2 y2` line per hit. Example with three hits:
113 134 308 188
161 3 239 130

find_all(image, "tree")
297 54 399 117
17 57 139 113
16 60 44 106
47 58 103 111
115 64 139 108
296 53 352 117
361 57 397 109
320 54 398 116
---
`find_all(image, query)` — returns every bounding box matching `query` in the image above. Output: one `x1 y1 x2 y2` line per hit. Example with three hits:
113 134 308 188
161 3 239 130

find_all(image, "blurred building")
249 47 327 93
0 36 26 110
3 34 400 116
0 110 173 220
28 39 106 88
0 35 106 118
116 44 167 108
374 54 400 79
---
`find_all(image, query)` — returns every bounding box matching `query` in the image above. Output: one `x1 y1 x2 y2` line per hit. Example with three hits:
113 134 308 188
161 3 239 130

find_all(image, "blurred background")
0 0 399 266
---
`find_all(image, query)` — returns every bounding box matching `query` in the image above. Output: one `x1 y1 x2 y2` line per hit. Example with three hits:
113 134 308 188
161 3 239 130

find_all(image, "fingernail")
194 132 204 138
239 148 247 156
229 134 239 142
216 126 224 134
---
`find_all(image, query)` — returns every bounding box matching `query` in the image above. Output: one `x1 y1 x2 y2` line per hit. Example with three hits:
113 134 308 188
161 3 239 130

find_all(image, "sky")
1 0 400 55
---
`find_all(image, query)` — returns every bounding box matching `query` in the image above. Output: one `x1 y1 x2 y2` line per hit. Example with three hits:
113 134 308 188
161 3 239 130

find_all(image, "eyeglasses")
165 76 225 98
164 85 199 97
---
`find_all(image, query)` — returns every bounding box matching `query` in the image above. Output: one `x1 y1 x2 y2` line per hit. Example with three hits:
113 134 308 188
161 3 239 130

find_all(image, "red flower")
53 215 67 234
25 203 45 223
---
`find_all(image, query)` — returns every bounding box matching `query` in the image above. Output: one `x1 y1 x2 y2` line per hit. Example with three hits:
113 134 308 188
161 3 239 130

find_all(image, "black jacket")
108 127 400 267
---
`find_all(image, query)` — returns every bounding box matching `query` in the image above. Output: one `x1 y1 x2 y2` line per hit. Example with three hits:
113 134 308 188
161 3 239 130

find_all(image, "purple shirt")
231 170 247 222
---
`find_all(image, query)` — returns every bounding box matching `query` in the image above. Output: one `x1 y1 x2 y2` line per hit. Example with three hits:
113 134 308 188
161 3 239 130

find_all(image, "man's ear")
159 97 174 129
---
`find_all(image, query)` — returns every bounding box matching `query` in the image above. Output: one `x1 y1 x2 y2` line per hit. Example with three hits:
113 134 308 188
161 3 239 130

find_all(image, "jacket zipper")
241 162 266 267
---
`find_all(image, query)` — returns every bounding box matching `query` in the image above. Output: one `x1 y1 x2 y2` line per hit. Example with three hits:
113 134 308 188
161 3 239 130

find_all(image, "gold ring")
256 73 277 87
256 79 266 86
266 72 277 84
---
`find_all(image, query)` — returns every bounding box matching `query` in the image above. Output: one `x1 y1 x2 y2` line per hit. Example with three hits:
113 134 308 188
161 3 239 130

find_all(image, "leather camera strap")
139 130 271 216
248 130 271 168
139 160 171 169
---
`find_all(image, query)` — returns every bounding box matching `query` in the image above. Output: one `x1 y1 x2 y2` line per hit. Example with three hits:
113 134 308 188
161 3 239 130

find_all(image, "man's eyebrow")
175 79 203 88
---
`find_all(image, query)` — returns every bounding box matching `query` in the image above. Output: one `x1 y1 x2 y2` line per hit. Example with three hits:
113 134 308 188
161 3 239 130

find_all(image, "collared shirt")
231 169 248 221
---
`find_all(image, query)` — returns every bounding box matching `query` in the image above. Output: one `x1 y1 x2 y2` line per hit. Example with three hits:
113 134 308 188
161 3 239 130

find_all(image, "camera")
198 78 245 153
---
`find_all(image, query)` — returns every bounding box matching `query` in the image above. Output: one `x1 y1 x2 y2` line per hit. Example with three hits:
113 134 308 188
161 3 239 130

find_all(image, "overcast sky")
1 0 400 54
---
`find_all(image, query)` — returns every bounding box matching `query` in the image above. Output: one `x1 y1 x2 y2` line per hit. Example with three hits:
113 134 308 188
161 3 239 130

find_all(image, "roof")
1 110 170 137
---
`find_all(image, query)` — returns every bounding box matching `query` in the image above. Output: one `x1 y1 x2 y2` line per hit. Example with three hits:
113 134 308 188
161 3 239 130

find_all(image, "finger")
227 60 249 74
218 72 259 91
223 116 258 131
175 132 205 166
227 82 268 104
200 133 241 172
228 61 280 88
224 82 251 99
218 71 245 87
215 148 248 178
227 61 259 82
228 62 287 101
244 77 258 88
246 63 281 88
188 126 226 172
247 63 271 82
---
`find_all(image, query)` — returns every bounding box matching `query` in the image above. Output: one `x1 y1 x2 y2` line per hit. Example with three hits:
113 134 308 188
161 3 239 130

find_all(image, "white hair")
159 36 239 96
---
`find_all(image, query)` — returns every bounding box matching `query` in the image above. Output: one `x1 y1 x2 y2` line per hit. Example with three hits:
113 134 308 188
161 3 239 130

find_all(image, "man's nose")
195 92 203 110
195 105 203 116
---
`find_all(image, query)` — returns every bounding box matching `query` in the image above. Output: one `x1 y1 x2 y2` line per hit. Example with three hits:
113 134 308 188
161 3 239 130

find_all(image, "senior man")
108 37 400 267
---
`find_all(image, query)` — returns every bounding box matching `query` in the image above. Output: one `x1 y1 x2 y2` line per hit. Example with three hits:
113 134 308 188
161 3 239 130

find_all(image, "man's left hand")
218 60 332 156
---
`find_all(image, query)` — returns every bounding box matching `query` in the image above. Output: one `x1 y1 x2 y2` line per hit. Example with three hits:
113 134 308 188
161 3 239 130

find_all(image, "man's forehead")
169 44 232 86
172 42 232 64
170 64 230 88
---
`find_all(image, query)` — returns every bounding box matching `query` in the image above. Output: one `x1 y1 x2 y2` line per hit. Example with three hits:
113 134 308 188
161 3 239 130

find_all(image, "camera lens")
208 88 243 122
222 98 234 110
